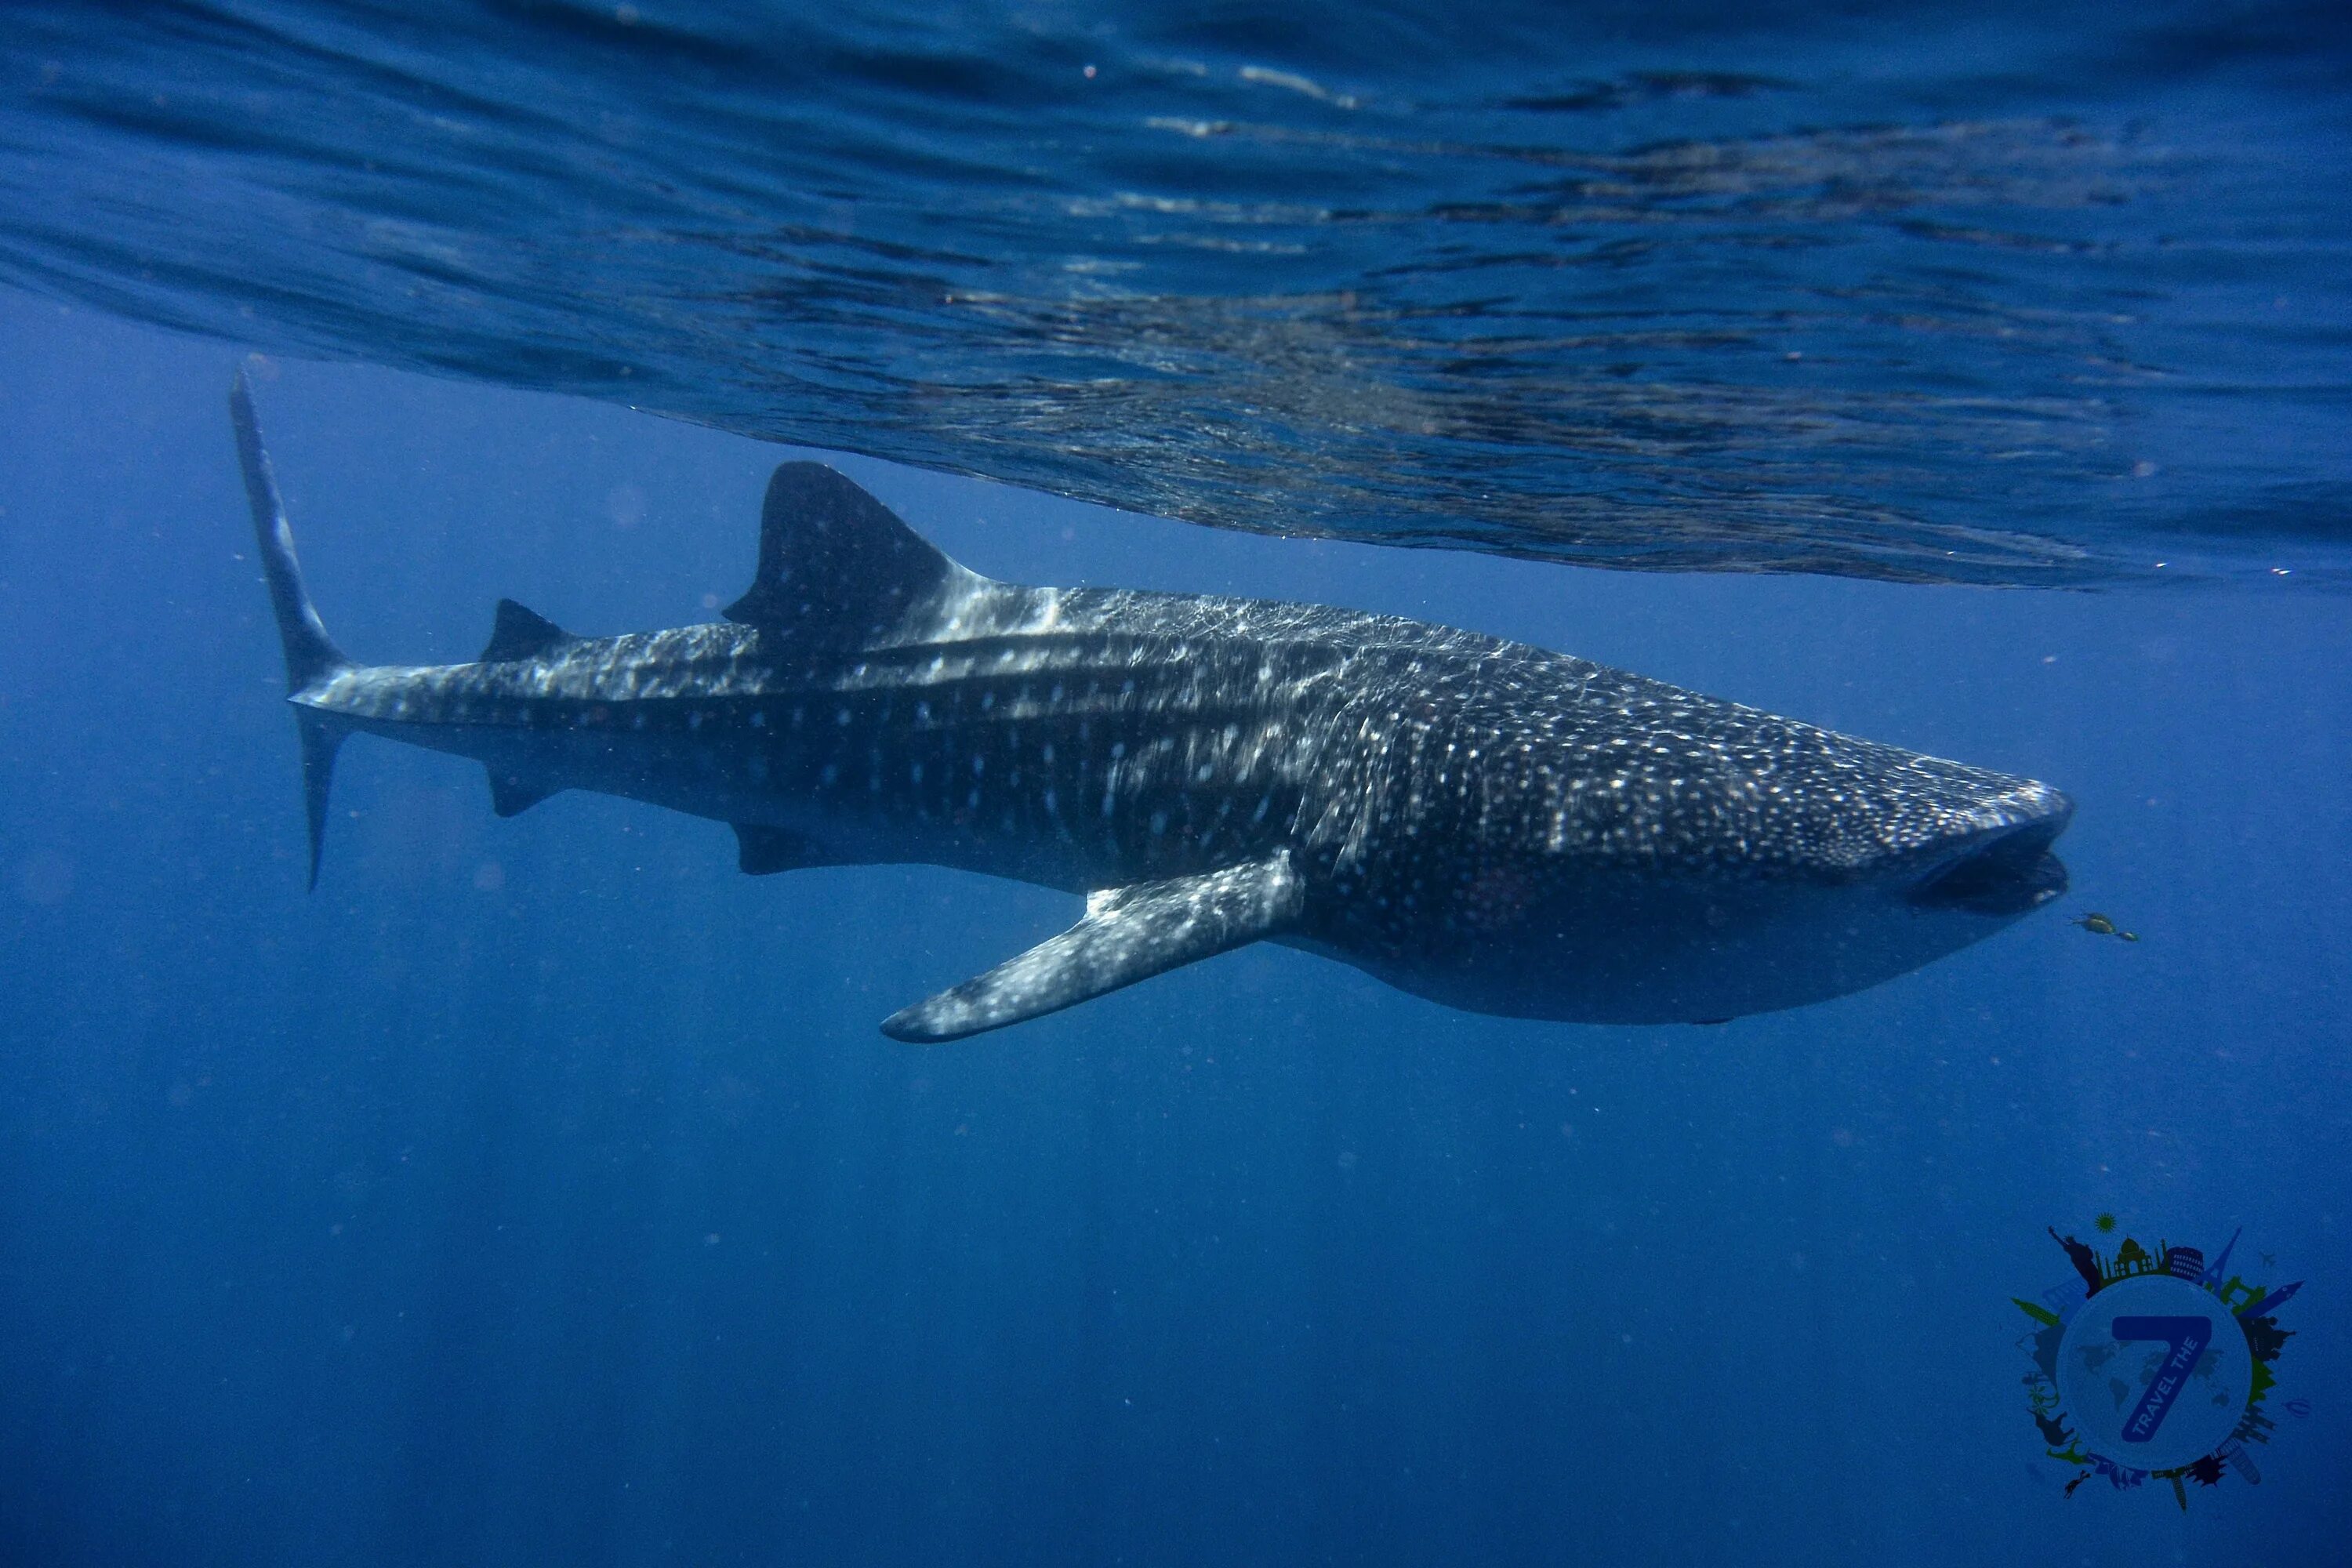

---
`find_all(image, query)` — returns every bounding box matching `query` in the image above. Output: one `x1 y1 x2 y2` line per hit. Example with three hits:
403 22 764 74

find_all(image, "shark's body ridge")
234 371 2071 1040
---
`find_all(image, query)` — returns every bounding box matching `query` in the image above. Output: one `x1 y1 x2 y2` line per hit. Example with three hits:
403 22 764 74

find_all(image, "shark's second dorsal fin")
486 767 561 818
724 463 988 644
482 598 573 663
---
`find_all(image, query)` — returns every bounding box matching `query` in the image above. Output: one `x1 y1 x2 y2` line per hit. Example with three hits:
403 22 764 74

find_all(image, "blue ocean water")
2 5 2350 1566
5 293 2349 1566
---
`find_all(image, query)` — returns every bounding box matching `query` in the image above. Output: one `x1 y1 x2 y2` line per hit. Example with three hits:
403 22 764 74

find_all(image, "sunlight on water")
2 0 2347 583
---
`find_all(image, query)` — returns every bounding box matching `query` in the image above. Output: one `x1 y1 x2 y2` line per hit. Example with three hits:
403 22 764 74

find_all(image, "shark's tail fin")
231 365 350 890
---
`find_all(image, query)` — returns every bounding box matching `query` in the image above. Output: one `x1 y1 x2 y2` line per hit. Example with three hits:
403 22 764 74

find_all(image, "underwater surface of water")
2 0 2350 584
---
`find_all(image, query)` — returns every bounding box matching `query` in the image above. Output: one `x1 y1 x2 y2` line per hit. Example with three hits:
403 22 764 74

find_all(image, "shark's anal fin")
486 768 561 818
481 598 574 663
732 823 835 876
880 851 1305 1043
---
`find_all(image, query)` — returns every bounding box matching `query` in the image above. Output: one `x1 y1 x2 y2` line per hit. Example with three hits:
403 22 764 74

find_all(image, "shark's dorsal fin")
880 852 1305 1042
732 822 838 876
481 597 573 663
486 768 561 818
724 463 989 644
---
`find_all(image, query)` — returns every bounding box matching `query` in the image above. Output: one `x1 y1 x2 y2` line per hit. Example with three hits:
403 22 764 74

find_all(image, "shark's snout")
1905 796 2072 918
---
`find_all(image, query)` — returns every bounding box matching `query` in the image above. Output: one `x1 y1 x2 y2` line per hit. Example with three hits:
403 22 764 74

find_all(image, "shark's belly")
1303 862 1999 1023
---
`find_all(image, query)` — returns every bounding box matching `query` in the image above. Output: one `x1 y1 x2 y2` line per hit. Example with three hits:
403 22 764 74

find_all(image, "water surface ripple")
4 1 2348 584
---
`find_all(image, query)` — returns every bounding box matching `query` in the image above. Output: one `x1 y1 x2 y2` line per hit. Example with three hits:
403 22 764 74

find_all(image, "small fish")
2073 912 2139 942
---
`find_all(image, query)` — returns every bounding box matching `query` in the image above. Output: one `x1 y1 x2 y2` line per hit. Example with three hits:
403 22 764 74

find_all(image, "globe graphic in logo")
2056 1273 2252 1472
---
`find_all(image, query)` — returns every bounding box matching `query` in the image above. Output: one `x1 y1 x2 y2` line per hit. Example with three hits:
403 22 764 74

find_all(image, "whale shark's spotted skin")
236 372 2071 1040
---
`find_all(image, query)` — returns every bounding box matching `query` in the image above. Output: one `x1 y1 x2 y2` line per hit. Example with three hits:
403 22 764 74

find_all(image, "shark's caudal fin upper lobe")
232 365 350 891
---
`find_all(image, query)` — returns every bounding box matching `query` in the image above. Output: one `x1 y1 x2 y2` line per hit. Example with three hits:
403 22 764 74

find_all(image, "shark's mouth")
1907 818 2070 917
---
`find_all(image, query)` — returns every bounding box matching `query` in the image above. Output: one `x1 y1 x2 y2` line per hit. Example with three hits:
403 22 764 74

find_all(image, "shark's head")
1607 761 2072 1023
1895 795 2073 920
1335 731 2075 1027
1732 769 2075 1018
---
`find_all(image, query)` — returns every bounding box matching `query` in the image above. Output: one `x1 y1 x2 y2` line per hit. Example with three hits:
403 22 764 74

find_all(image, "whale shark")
233 371 2071 1040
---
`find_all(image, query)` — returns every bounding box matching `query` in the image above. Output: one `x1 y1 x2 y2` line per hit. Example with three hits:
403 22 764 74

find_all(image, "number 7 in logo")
2111 1315 2213 1445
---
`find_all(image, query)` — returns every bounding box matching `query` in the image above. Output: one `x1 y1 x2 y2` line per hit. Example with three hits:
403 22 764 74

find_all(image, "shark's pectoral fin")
732 823 837 876
880 851 1306 1043
486 768 561 818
